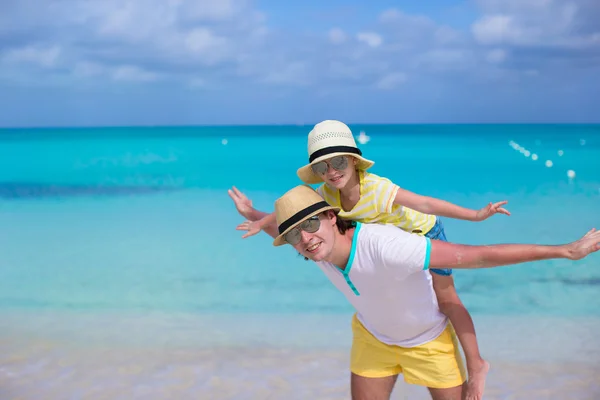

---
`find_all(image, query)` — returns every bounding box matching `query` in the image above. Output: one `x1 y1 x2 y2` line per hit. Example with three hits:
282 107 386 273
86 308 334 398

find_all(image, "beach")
1 312 599 399
1 124 599 399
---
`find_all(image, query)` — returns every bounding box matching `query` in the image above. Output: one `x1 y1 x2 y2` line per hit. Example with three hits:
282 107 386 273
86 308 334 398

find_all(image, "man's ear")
326 210 337 225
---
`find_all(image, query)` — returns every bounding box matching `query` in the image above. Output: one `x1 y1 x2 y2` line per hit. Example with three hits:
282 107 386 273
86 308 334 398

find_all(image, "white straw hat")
296 120 374 184
272 185 340 246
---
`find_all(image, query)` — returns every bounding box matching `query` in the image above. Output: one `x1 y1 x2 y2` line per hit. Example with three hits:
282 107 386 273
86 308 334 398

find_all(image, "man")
228 185 600 400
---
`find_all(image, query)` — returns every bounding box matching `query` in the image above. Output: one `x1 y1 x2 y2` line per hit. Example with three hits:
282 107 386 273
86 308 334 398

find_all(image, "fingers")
583 228 597 238
232 186 246 200
487 200 510 217
236 221 250 231
242 230 259 239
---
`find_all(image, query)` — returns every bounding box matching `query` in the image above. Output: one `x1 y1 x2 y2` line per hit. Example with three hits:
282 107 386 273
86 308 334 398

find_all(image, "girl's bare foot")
465 359 490 400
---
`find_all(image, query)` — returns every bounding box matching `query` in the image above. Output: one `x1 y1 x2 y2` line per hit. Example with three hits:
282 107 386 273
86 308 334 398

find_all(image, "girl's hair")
298 210 357 261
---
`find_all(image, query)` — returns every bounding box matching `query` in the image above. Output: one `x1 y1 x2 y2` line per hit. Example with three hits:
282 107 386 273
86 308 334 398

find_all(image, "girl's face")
310 155 358 189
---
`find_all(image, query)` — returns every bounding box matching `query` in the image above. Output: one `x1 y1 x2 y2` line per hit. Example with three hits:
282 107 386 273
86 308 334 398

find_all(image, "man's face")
289 211 337 262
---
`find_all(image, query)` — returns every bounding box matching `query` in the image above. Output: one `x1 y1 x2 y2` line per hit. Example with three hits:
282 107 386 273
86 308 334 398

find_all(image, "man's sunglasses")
284 215 321 245
310 156 348 176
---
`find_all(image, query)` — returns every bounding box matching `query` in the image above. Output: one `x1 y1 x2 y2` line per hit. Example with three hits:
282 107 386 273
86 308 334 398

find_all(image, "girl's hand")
236 220 262 239
228 186 255 220
475 201 510 221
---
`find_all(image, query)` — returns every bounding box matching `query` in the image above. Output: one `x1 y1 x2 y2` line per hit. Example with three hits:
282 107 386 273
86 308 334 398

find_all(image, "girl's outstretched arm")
239 213 277 239
228 187 279 238
393 187 510 222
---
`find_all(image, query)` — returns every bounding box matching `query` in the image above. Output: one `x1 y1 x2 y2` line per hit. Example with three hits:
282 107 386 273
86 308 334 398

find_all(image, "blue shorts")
424 218 452 276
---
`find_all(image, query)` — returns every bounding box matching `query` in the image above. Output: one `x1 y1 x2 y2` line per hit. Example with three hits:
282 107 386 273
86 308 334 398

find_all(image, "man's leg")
351 373 398 400
428 382 467 400
397 322 467 399
350 315 403 400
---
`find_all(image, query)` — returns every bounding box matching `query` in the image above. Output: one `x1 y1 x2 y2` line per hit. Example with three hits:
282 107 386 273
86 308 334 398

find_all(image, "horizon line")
2 121 600 130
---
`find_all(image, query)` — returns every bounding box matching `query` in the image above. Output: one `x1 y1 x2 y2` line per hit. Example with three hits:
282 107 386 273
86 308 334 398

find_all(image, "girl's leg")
431 272 489 400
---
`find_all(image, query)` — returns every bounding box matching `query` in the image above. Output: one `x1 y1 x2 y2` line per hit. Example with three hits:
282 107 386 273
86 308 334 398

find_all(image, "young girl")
238 120 509 400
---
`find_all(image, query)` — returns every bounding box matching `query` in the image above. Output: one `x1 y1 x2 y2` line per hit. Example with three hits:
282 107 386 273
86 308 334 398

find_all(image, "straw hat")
297 120 375 184
272 185 340 246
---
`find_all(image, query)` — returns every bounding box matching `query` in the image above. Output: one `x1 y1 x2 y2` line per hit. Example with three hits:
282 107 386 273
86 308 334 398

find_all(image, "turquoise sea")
1 124 599 399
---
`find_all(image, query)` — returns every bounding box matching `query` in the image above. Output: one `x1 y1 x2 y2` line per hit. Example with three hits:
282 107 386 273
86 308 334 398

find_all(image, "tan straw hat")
272 185 340 246
297 120 374 184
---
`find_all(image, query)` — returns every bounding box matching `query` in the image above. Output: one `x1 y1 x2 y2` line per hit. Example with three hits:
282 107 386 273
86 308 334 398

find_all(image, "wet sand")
1 312 599 399
1 343 599 400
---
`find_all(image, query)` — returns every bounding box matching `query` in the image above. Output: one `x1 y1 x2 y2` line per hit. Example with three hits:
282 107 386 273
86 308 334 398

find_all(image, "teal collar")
338 222 361 296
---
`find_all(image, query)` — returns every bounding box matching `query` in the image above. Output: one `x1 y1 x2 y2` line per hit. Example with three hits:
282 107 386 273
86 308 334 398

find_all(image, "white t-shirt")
316 222 448 347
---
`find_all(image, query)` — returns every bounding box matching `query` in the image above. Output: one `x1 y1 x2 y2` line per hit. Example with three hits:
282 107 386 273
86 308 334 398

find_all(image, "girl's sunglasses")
284 216 321 245
310 156 348 175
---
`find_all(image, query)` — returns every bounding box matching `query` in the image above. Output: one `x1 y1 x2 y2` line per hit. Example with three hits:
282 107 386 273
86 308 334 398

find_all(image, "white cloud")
486 48 507 63
357 32 383 48
2 46 61 68
472 15 517 45
379 8 404 23
0 0 268 84
73 61 105 77
328 28 346 45
413 49 474 71
379 8 433 29
261 62 310 86
434 26 464 45
377 8 465 52
471 0 596 48
188 77 206 88
112 65 159 82
376 72 407 90
1 0 598 91
179 0 238 21
185 28 227 54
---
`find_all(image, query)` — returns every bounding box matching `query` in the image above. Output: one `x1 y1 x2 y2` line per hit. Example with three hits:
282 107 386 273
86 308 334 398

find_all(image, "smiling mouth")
330 175 343 182
306 242 321 253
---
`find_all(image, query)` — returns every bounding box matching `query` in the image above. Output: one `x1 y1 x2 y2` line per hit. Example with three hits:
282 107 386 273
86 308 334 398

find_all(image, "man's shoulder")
357 222 413 238
356 223 429 272
355 223 421 251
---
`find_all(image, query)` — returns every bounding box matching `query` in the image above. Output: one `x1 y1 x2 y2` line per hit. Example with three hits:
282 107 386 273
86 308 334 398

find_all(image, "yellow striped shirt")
316 171 436 235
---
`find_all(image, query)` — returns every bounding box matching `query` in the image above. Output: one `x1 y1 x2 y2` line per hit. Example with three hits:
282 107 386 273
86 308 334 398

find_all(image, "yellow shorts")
350 314 467 389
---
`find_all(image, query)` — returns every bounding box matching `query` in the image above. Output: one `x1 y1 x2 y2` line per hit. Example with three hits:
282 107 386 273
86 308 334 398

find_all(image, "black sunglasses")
310 156 348 175
284 215 321 245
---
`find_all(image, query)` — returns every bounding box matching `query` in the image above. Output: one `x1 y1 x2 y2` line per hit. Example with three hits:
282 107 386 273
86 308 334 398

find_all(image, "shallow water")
1 124 599 398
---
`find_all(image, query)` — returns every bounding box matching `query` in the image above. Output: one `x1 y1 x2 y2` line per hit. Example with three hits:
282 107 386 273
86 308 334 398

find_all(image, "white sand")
1 344 598 400
1 311 599 399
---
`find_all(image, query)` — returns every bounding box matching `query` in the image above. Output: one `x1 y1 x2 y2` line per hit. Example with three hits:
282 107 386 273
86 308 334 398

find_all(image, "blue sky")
0 0 599 127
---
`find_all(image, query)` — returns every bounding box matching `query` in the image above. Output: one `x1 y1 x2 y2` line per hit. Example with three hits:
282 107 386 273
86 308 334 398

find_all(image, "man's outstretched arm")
428 228 600 270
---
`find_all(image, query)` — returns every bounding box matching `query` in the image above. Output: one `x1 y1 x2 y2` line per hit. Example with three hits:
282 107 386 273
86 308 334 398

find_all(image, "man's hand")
564 228 600 260
474 201 510 221
227 186 256 220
